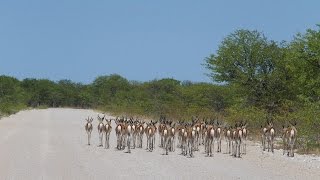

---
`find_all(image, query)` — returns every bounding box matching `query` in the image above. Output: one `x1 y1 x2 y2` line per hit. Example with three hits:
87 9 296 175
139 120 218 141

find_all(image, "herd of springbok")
85 115 298 158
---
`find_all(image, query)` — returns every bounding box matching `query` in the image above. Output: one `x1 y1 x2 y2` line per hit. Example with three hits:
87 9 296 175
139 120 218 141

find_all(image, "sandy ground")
0 108 319 180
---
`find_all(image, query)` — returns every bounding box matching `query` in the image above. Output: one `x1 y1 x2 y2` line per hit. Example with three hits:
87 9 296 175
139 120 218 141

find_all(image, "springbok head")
235 121 243 129
114 117 119 124
97 114 105 122
266 117 274 128
86 116 93 123
242 120 248 128
152 120 158 127
171 122 176 128
217 119 223 127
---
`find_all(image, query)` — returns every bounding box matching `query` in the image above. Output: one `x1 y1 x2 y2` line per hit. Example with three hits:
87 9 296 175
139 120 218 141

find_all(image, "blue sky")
0 0 319 84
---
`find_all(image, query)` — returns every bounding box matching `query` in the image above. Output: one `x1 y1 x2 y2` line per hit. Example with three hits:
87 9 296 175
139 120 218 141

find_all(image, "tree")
0 76 24 103
204 29 287 108
143 78 182 117
21 78 56 107
92 74 130 105
288 25 320 102
0 76 27 114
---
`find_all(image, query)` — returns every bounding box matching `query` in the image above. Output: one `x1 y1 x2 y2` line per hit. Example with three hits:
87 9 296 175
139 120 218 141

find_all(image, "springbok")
193 119 202 151
162 121 176 155
169 122 176 152
85 117 93 145
180 123 188 156
187 123 196 157
97 114 105 147
215 121 222 153
261 125 267 151
261 120 274 152
132 119 139 149
283 121 298 157
176 121 185 148
158 117 166 148
205 123 215 157
282 125 289 155
201 119 208 145
136 121 145 148
224 126 232 154
125 118 134 153
115 117 124 150
162 123 170 155
232 122 243 158
104 119 112 149
241 121 248 154
145 120 157 152
266 121 275 153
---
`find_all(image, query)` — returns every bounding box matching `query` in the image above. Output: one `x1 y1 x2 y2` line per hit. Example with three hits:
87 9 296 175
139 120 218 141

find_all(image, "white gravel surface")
0 108 319 180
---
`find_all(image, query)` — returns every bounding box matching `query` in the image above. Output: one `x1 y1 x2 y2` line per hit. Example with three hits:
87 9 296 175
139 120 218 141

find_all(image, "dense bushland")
0 25 319 152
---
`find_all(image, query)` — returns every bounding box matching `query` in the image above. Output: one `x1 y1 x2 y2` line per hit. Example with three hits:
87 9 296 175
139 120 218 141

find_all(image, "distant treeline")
1 25 320 152
0 75 230 118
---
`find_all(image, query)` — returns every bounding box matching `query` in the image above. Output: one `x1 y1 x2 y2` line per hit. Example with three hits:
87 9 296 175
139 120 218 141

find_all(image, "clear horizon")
0 0 319 83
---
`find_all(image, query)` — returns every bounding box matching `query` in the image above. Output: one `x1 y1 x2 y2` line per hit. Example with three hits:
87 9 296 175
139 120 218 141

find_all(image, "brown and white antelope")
192 118 202 151
187 123 196 157
162 121 176 155
176 121 185 148
158 117 166 148
162 122 170 155
97 114 105 147
224 126 232 154
265 120 275 153
215 121 222 153
115 117 125 150
125 118 134 153
232 122 243 158
104 119 112 149
180 123 188 156
130 118 137 149
85 117 93 145
205 122 215 157
282 121 298 157
261 125 267 151
136 120 145 148
261 120 275 152
241 121 248 154
169 122 176 152
145 120 157 152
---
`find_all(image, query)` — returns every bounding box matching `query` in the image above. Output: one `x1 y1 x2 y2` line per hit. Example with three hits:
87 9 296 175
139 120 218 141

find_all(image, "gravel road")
0 108 319 180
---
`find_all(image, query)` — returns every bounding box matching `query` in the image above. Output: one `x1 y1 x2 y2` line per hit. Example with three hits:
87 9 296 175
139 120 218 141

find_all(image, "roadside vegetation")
1 25 319 153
